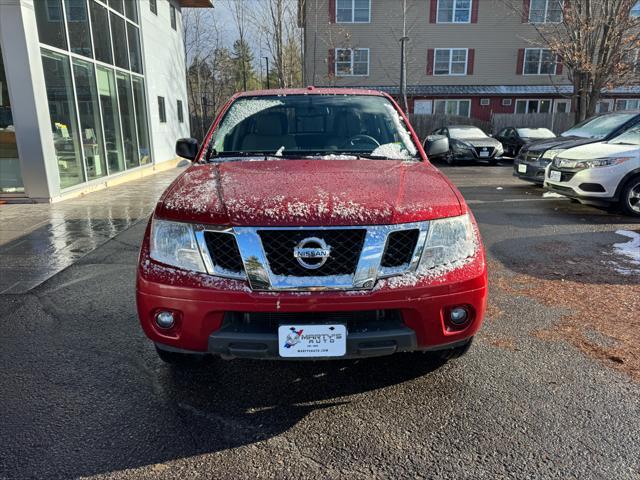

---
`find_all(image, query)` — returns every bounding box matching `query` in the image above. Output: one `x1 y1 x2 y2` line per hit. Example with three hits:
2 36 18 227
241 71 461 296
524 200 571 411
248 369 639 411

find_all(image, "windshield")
206 94 419 161
517 128 556 139
608 126 640 146
449 127 488 139
561 113 636 139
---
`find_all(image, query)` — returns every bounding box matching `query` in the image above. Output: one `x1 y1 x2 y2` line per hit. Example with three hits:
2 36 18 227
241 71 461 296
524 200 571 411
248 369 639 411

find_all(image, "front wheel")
620 176 640 217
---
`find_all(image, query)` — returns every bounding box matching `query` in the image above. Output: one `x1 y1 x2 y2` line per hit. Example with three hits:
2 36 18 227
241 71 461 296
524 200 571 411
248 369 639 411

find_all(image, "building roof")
178 0 214 7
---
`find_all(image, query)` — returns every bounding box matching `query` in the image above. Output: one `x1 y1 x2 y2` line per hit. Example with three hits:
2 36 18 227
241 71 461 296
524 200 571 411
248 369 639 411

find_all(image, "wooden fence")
408 112 577 140
491 112 575 135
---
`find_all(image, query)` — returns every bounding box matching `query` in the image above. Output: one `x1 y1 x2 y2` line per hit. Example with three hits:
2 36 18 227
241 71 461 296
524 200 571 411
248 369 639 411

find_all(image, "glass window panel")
529 0 546 22
96 66 124 173
539 100 552 113
110 13 129 69
438 0 454 21
116 72 139 169
127 24 143 74
547 0 563 21
337 0 353 22
108 0 124 14
0 45 24 194
41 50 84 188
354 0 369 21
524 49 541 74
540 49 556 74
454 0 471 21
34 0 68 50
158 96 166 123
90 1 113 64
336 49 352 75
515 100 527 113
124 0 139 22
177 99 184 123
132 78 151 164
458 100 470 117
73 59 107 181
150 0 157 15
65 0 92 57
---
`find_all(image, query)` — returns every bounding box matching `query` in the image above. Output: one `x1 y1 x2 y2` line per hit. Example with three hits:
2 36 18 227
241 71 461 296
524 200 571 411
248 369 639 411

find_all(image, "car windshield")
516 128 556 139
608 126 640 146
206 94 419 161
448 127 488 139
561 113 636 139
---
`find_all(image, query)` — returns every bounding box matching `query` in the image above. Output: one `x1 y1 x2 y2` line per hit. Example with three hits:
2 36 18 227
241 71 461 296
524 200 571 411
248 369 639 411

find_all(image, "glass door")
0 43 24 194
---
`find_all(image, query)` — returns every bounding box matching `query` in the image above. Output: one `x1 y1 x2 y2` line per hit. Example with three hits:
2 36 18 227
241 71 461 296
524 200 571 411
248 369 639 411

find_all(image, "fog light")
155 311 175 329
450 307 469 325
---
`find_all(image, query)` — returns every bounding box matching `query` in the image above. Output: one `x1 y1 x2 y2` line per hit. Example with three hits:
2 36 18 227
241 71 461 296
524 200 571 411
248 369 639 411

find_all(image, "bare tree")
226 0 251 91
505 0 640 121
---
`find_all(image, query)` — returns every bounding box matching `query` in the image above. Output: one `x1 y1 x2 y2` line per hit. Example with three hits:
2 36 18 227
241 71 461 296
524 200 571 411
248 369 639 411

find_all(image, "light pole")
399 36 409 113
264 57 270 89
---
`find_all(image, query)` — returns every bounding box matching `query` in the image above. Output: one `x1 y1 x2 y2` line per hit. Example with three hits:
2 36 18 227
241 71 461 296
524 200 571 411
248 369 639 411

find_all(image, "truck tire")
620 175 640 217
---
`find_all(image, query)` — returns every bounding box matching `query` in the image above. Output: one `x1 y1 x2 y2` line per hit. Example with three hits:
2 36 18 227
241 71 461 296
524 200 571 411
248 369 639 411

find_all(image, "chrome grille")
258 229 366 277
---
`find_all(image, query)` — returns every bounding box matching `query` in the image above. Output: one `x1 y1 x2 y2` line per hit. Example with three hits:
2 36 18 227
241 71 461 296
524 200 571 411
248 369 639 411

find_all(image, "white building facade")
0 0 211 202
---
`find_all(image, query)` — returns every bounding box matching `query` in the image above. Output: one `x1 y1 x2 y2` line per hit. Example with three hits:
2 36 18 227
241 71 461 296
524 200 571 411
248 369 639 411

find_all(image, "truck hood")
156 159 463 226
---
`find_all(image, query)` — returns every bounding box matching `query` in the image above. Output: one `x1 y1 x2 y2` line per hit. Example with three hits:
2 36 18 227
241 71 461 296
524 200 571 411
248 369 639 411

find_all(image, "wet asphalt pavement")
1 163 639 479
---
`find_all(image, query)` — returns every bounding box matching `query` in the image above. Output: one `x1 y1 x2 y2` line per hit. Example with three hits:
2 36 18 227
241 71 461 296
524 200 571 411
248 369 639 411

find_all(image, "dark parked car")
514 111 640 185
495 127 556 157
427 126 503 165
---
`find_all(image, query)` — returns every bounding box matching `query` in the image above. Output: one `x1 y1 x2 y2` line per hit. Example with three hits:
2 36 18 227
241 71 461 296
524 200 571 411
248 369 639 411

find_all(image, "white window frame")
502 98 513 106
433 48 468 76
523 48 557 75
615 99 640 111
335 48 370 76
514 98 553 114
336 0 371 23
528 0 563 23
434 99 472 117
436 0 472 24
596 99 614 113
553 99 571 113
413 100 433 115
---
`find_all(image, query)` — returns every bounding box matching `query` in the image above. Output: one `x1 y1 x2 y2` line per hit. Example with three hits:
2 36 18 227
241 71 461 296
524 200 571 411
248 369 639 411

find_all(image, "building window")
158 97 167 123
434 99 471 116
35 0 152 190
515 99 552 113
528 0 563 23
616 99 640 111
524 48 557 75
480 98 490 106
177 100 184 123
170 5 177 30
434 48 468 75
632 1 640 17
437 0 472 23
150 0 157 15
335 48 369 76
336 0 370 23
502 98 512 106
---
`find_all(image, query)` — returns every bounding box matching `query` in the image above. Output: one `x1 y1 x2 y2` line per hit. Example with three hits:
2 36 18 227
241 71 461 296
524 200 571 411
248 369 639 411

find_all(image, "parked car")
514 111 640 185
544 125 640 216
495 127 556 158
136 88 487 365
427 125 503 165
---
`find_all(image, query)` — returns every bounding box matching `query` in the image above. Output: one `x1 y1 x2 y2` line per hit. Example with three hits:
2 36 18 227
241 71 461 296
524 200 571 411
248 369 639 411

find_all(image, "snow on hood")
156 159 463 226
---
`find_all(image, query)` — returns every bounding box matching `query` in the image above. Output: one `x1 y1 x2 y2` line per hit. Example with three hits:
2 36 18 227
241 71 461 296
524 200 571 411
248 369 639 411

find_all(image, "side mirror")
423 134 450 158
176 138 199 161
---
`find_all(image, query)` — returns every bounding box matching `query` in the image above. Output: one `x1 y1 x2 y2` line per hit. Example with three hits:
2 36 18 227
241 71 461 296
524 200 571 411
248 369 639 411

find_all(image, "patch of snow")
163 168 217 214
496 187 503 190
275 146 285 157
612 230 640 274
311 154 359 160
371 142 413 160
383 103 418 157
543 191 565 198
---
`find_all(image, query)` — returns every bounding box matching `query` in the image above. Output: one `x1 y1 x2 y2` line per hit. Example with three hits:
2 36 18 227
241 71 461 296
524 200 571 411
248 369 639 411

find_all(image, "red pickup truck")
136 88 487 365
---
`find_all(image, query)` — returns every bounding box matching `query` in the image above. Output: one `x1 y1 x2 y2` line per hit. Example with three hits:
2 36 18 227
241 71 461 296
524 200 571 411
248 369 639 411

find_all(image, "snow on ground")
611 230 640 275
543 192 566 198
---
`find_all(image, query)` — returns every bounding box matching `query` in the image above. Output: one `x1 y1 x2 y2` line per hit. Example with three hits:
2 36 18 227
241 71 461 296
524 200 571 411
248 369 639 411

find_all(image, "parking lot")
1 163 639 479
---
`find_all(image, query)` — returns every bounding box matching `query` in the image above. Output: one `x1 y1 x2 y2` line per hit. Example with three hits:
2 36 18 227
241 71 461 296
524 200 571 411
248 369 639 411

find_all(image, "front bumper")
513 159 550 184
544 165 625 205
137 251 487 359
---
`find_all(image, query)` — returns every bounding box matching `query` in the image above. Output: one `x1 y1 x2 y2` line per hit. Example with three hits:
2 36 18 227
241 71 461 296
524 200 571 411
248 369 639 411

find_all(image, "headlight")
419 214 476 270
150 218 206 272
496 144 504 155
574 157 633 169
542 148 565 160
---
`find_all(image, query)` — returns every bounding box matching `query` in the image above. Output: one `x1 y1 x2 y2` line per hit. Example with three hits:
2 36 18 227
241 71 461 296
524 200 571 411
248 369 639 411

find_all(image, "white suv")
544 126 640 216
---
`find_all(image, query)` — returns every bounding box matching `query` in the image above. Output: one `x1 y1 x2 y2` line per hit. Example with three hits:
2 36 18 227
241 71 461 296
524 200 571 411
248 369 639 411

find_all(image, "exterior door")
0 42 23 194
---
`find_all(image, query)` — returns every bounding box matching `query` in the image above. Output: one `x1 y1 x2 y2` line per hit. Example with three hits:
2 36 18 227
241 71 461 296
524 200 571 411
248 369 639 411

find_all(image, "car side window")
498 129 507 138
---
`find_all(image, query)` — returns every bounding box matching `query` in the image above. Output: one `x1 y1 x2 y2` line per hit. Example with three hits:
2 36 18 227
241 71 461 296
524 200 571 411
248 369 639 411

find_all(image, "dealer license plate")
278 324 347 358
479 150 490 157
549 170 562 182
518 163 527 173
